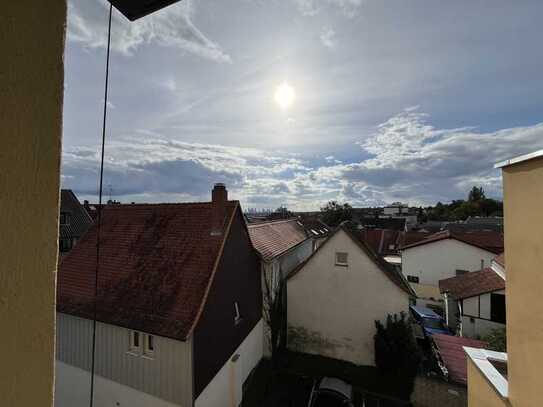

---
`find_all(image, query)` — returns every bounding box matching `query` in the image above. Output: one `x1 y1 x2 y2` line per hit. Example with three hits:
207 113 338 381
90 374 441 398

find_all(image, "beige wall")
0 2 66 406
287 229 410 365
466 359 509 407
502 156 543 407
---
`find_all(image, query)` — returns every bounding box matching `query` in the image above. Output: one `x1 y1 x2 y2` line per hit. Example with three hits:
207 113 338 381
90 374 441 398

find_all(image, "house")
55 184 263 407
439 258 506 337
465 150 543 407
59 189 93 255
286 223 414 366
296 216 331 250
401 230 504 287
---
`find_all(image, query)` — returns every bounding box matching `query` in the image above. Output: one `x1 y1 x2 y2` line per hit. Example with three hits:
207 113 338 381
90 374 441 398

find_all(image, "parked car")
410 305 451 337
308 377 355 407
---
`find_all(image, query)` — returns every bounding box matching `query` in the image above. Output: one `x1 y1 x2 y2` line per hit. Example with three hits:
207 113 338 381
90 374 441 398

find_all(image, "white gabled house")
401 230 504 287
286 224 415 366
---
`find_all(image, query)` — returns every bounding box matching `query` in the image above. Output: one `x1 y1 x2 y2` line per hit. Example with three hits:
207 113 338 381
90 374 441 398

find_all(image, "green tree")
374 313 422 397
482 328 507 352
320 201 352 227
468 186 486 202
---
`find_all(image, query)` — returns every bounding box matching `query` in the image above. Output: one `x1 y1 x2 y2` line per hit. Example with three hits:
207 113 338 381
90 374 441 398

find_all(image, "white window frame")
234 301 242 325
144 334 155 357
335 252 349 267
129 330 141 354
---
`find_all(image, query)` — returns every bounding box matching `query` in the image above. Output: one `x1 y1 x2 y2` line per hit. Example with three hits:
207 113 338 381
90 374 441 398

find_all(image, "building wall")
1 2 66 407
193 209 262 398
195 320 263 407
461 291 505 338
287 229 410 366
402 239 496 286
461 316 505 339
502 156 543 407
466 359 508 407
55 313 193 407
55 362 180 407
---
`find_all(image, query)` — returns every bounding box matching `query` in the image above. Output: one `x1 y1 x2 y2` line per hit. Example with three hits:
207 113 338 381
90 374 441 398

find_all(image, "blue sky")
62 0 543 210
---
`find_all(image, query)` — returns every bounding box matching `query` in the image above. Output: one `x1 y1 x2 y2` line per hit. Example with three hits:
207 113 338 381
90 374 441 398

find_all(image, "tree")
320 201 352 227
374 313 422 396
468 186 486 202
262 268 287 367
482 328 507 352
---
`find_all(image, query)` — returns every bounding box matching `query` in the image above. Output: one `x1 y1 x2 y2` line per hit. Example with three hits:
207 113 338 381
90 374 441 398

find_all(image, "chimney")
211 183 228 236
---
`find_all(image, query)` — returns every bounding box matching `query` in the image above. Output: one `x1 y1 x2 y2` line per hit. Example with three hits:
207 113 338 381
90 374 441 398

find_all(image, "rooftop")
439 267 505 300
247 218 308 262
57 201 238 340
494 149 543 169
401 229 504 254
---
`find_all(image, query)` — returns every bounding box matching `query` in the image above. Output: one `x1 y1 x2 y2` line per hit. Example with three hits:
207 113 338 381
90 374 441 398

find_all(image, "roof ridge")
247 218 298 228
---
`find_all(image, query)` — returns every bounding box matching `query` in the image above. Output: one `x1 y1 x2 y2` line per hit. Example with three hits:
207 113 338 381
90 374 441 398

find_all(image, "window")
129 330 140 352
456 269 469 276
407 275 419 283
335 252 348 266
59 238 72 253
388 244 395 250
144 334 155 356
234 302 242 325
491 293 506 324
59 212 70 225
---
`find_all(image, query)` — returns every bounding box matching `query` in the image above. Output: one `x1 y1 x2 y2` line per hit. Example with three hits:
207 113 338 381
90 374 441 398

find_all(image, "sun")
274 82 296 110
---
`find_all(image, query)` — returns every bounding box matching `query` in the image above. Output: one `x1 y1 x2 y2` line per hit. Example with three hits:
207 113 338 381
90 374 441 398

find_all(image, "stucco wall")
461 316 505 339
195 319 263 407
466 359 508 407
402 239 495 286
287 230 410 366
1 2 66 406
502 156 543 407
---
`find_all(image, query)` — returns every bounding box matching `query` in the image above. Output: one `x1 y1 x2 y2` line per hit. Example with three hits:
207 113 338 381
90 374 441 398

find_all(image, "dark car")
410 305 451 337
308 377 355 407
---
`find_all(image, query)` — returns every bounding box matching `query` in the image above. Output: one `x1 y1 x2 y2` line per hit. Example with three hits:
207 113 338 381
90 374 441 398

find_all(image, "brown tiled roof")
57 201 238 340
432 333 487 385
288 224 415 297
401 230 504 254
439 268 505 300
357 229 430 256
248 219 308 262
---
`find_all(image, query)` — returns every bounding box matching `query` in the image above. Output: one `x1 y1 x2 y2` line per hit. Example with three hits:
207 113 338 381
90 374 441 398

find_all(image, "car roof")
410 305 441 319
318 377 353 399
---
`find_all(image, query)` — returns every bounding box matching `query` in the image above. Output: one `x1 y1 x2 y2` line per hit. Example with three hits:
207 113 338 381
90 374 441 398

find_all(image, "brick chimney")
211 183 228 236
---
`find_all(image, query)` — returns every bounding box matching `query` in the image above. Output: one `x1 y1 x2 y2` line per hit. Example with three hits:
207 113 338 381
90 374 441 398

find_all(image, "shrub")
374 313 422 396
482 328 507 352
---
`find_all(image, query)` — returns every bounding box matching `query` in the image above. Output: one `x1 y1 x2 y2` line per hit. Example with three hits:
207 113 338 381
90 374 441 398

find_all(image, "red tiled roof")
358 229 430 256
432 334 487 385
248 219 308 261
401 230 504 254
57 201 238 340
439 268 505 300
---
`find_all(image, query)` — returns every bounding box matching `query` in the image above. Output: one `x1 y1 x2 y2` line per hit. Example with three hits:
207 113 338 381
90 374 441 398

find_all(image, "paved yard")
243 352 412 407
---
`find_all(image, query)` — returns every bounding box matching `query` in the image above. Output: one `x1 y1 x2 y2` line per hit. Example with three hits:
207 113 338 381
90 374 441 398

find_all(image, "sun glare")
274 82 296 110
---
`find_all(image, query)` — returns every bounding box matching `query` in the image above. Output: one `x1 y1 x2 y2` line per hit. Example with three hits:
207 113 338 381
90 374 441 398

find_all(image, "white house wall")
55 313 193 407
401 239 496 286
55 361 181 407
287 230 410 366
462 317 505 338
195 319 263 407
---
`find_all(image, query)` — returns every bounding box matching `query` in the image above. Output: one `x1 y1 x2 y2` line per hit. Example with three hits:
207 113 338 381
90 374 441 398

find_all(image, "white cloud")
67 0 231 62
294 0 363 18
320 28 336 48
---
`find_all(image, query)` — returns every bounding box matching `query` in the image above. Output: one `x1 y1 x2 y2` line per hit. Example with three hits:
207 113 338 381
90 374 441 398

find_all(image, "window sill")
126 351 140 357
142 354 155 360
335 263 348 267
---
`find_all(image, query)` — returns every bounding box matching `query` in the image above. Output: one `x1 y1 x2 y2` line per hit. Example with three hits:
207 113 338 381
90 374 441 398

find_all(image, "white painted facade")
55 361 181 407
461 290 506 338
195 319 263 407
287 229 410 366
401 239 496 286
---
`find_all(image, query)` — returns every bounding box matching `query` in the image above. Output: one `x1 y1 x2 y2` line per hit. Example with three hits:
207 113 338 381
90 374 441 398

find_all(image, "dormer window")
234 302 242 325
59 238 72 253
60 212 70 225
129 331 140 353
335 252 349 266
144 334 155 356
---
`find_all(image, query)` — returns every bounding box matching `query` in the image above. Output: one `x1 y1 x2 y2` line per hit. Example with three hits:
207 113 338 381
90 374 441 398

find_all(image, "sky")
62 0 543 210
